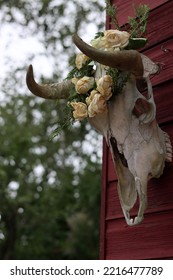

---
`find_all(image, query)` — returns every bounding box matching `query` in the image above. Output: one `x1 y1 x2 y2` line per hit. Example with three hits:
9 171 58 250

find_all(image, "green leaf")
128 38 148 49
94 32 104 39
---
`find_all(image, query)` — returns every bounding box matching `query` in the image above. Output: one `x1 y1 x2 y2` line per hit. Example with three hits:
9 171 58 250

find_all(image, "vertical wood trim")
100 139 108 260
100 1 113 260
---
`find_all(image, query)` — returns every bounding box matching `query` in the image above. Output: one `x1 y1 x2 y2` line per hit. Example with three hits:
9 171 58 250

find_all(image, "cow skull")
26 34 172 226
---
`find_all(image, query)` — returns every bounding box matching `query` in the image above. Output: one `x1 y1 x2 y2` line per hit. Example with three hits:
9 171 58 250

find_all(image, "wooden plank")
144 39 173 87
106 181 120 219
108 1 173 51
154 80 173 124
145 1 173 50
111 0 169 26
105 210 173 259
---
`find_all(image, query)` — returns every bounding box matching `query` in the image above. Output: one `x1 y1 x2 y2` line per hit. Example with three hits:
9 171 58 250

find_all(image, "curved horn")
72 34 144 77
26 65 72 99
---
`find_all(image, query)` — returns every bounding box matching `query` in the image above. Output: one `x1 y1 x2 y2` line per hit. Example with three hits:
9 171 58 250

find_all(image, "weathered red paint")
100 0 173 260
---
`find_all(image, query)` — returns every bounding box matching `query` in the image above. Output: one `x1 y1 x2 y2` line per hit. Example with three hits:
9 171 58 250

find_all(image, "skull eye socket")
136 78 147 92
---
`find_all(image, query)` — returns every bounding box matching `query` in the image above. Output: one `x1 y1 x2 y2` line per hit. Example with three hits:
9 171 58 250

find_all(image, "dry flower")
96 75 113 100
88 93 107 117
70 102 88 121
75 76 94 94
75 53 90 69
104 29 130 49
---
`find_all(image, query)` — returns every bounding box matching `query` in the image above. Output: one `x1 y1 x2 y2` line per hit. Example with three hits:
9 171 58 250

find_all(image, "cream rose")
104 29 130 49
88 93 107 118
86 90 98 105
75 76 94 94
96 75 113 100
70 102 88 121
75 53 90 69
71 77 79 86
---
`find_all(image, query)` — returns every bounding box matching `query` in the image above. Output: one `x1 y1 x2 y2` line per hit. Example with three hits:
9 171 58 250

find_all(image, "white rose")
96 75 113 100
70 102 88 121
88 93 107 118
104 29 130 49
75 53 90 69
75 76 94 94
90 36 106 49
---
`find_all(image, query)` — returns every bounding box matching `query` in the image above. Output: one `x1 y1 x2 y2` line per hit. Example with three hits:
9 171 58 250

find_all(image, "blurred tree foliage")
0 0 105 259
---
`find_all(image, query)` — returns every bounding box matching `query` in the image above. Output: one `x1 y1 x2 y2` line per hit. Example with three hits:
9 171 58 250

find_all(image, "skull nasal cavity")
110 137 128 168
132 98 151 118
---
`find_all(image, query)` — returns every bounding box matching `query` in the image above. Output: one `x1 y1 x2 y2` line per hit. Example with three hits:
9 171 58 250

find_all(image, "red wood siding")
100 0 173 260
106 0 170 28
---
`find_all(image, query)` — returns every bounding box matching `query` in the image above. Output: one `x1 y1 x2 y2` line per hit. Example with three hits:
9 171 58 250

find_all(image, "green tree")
0 0 105 259
0 94 102 259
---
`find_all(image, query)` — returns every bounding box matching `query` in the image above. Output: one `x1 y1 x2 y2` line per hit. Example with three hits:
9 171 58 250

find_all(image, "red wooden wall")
100 0 173 260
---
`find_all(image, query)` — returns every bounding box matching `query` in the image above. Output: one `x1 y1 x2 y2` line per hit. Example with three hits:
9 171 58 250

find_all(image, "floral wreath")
52 3 149 137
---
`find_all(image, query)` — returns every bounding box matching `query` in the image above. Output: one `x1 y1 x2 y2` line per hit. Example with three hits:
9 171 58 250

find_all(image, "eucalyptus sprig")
105 1 149 39
67 59 94 80
128 4 150 38
106 67 130 97
105 0 120 29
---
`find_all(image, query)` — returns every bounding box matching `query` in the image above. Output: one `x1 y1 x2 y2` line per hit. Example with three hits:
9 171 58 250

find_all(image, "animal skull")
26 34 172 226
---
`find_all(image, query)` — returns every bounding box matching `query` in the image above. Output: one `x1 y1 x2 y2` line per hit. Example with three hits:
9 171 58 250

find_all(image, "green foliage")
105 1 149 39
128 4 150 38
127 38 148 50
94 32 104 39
49 101 74 140
106 68 130 97
67 61 94 80
0 95 102 259
105 0 119 29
